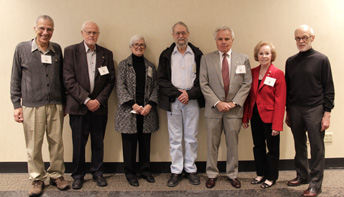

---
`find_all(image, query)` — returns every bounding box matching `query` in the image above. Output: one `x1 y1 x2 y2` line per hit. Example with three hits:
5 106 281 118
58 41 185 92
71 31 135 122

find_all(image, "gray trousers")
206 117 241 179
289 105 325 193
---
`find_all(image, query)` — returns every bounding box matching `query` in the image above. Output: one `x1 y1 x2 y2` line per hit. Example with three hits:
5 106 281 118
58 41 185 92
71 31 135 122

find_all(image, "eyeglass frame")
295 35 314 42
132 43 146 49
83 31 99 36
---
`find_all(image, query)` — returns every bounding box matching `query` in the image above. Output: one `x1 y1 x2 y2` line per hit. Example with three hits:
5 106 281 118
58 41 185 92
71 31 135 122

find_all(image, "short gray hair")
295 24 314 36
34 15 54 27
172 21 189 33
129 35 145 47
213 25 235 40
81 20 100 32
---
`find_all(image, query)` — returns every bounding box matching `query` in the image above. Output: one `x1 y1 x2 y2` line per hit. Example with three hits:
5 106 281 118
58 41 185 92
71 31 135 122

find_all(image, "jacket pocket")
265 105 274 110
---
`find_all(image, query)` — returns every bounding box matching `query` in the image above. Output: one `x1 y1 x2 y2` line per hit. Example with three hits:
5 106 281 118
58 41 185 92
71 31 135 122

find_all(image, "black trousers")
69 111 107 180
289 105 324 192
251 105 280 181
121 114 151 177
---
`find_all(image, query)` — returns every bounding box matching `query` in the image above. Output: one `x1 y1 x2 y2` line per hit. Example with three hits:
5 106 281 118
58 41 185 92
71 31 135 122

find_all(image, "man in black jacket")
157 21 204 187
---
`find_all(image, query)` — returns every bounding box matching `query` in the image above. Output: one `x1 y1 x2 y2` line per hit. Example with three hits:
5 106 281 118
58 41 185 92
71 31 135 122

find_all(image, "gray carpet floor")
0 169 343 196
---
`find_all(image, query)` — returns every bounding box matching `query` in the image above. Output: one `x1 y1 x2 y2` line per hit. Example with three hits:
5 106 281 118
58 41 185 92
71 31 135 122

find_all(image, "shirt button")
47 84 49 87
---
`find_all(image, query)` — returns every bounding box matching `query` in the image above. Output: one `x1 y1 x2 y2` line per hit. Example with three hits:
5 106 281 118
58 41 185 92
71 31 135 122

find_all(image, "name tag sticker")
264 76 276 87
98 66 109 76
236 65 246 74
41 55 52 64
148 67 153 78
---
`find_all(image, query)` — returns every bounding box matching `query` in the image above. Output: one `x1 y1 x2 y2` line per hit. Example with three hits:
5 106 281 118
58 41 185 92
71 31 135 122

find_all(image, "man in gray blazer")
200 25 252 189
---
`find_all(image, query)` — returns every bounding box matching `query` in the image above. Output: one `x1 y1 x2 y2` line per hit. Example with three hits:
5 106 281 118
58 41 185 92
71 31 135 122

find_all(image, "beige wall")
1 0 343 163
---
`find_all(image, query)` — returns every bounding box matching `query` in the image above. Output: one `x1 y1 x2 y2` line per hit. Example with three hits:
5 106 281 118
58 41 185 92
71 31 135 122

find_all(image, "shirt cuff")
84 97 91 105
213 101 220 107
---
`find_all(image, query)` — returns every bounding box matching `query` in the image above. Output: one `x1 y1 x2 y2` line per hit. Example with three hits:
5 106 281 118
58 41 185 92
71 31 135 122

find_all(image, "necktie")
222 53 229 99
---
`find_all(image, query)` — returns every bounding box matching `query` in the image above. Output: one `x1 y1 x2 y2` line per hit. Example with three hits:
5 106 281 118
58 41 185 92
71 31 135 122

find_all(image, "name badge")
148 67 153 78
98 66 109 76
236 65 246 74
41 55 52 64
264 76 276 87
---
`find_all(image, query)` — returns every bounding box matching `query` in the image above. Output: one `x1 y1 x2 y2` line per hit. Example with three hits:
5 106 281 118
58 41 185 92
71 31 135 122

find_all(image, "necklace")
259 69 267 79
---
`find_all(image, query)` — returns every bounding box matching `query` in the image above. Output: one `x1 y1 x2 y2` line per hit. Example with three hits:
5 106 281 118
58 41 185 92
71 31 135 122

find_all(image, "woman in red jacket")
242 41 286 188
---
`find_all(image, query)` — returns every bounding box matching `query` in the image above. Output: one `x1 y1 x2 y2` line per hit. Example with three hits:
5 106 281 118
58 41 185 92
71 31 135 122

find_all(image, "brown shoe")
228 178 241 188
287 177 308 186
302 187 317 197
205 178 217 188
50 176 70 191
29 180 44 197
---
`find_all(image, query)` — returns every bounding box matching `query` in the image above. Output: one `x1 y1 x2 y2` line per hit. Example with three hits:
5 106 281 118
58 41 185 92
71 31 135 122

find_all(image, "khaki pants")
23 104 65 181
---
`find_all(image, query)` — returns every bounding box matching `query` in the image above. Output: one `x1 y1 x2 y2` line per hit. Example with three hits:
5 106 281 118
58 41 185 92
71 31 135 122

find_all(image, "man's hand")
227 101 237 109
216 101 231 112
177 89 189 105
321 112 331 131
14 108 24 123
86 99 100 112
141 104 152 116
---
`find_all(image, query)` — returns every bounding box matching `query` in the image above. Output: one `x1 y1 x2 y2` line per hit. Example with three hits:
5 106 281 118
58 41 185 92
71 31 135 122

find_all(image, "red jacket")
243 64 286 131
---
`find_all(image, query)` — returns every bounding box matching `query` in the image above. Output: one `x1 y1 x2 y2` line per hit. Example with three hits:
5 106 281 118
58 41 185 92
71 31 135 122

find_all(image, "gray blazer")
200 50 252 119
115 55 159 134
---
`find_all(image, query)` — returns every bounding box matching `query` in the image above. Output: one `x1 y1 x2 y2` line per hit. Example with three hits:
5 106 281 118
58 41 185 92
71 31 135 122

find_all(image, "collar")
31 38 55 53
172 44 193 55
84 42 96 53
219 49 232 57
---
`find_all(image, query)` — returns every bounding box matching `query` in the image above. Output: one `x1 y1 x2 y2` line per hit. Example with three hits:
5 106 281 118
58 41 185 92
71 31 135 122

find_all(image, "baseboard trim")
1 158 343 173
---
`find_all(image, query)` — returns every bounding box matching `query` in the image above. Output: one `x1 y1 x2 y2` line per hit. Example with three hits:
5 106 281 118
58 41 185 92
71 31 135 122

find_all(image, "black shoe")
260 180 276 189
167 173 182 187
72 178 84 190
142 174 155 183
186 172 200 185
251 177 265 184
126 175 139 187
93 175 107 187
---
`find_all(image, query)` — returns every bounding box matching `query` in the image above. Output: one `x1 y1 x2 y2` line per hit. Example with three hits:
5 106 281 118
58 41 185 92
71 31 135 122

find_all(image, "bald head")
295 24 314 35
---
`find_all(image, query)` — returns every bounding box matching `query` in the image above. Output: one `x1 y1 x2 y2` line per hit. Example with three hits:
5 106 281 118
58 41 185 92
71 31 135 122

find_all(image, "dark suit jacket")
63 41 115 115
243 64 286 131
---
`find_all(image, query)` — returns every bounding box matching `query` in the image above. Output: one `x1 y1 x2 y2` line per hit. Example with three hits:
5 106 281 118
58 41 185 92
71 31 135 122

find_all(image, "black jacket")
157 42 205 111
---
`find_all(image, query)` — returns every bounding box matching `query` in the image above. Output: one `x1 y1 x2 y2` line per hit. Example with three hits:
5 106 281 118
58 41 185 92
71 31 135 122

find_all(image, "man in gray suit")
200 25 252 189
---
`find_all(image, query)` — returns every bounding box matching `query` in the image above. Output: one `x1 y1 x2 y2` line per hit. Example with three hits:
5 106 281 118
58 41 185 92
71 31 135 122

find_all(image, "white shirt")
84 42 96 104
171 45 196 90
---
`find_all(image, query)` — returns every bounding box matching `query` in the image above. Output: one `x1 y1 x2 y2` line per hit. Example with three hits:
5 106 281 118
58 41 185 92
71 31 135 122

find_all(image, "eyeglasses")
83 31 99 36
174 32 188 36
36 27 54 33
132 43 146 48
295 35 313 42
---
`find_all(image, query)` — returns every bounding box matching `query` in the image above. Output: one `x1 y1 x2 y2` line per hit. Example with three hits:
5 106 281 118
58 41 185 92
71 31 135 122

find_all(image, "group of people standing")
10 15 334 197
